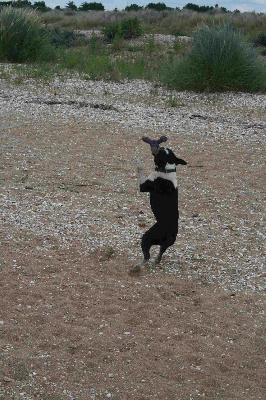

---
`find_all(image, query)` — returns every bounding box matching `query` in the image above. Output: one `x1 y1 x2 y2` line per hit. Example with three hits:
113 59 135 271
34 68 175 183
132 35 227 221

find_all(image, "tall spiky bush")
0 7 54 62
161 24 262 92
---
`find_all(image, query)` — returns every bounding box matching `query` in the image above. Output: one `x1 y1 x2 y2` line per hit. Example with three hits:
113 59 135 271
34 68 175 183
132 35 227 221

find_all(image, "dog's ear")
174 157 187 165
167 149 187 165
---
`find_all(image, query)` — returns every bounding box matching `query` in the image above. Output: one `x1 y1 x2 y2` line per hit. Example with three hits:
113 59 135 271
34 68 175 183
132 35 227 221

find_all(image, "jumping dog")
133 136 187 272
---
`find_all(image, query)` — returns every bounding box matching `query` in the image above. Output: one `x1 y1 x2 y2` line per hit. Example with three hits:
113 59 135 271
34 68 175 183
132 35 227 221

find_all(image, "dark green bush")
160 24 262 92
48 26 86 47
78 2 104 11
125 4 143 11
32 1 50 12
102 17 143 40
0 7 55 62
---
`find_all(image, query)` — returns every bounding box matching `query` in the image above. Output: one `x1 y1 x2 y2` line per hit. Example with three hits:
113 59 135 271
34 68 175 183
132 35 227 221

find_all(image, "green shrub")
121 17 143 39
101 20 120 40
102 17 143 40
253 33 266 47
161 24 262 92
0 7 54 62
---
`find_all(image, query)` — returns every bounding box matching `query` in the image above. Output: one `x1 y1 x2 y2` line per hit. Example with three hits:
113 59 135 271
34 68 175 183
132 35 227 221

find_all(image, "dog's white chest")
147 163 177 189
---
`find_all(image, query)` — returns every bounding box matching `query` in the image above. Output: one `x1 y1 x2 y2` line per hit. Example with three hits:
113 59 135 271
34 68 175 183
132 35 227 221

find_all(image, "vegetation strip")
0 6 266 92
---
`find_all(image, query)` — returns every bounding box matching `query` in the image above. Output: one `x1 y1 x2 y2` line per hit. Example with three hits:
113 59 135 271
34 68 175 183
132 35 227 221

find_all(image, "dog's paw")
154 254 163 265
132 157 143 170
130 259 148 274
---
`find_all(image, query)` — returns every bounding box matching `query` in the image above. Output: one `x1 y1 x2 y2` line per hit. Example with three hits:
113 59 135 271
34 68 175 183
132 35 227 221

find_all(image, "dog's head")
142 135 187 171
154 147 187 172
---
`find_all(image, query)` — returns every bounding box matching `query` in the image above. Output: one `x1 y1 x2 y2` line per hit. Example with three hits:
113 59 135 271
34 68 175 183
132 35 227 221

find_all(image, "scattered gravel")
1 72 265 293
1 76 265 139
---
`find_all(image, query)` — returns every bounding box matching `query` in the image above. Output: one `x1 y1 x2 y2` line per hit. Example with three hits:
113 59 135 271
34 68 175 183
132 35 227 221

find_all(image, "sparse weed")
9 357 30 380
149 86 159 96
167 95 178 107
145 35 156 53
99 245 116 261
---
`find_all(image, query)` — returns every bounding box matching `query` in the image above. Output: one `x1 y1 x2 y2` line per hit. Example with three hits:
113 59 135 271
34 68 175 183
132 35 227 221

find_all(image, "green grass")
56 45 158 81
54 45 113 80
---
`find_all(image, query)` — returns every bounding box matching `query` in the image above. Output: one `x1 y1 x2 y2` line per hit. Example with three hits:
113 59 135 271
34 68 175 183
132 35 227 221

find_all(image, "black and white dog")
133 136 187 272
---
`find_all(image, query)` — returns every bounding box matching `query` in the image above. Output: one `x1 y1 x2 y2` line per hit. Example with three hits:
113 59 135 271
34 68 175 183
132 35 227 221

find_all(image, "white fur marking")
146 167 177 188
165 162 174 170
156 171 177 188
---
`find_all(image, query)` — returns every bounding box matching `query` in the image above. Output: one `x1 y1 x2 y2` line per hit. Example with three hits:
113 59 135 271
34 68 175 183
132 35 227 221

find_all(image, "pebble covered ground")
1 69 266 399
1 71 265 294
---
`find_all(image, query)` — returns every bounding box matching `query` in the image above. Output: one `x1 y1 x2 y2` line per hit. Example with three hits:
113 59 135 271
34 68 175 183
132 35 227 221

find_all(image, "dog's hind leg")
155 232 178 264
155 247 164 264
141 223 161 261
132 238 151 272
132 225 157 272
155 246 168 265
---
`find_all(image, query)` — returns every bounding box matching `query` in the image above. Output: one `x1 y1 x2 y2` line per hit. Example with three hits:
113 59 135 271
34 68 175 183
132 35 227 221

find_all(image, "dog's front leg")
132 157 145 185
131 157 149 272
